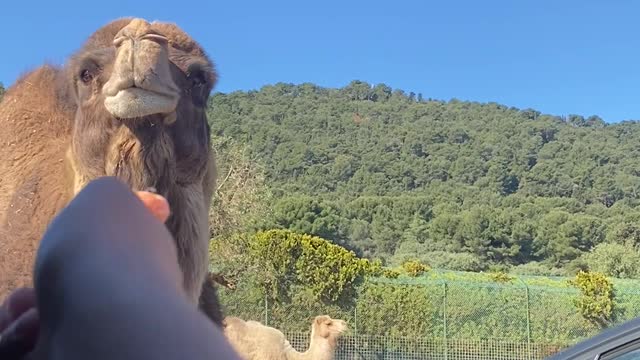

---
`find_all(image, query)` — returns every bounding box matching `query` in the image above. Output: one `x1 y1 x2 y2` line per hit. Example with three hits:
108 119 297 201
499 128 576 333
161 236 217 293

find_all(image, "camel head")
67 17 215 124
310 315 348 340
61 17 217 194
54 18 218 303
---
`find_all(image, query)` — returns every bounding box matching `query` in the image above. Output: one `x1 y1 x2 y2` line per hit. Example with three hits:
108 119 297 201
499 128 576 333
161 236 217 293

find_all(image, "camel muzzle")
102 18 180 121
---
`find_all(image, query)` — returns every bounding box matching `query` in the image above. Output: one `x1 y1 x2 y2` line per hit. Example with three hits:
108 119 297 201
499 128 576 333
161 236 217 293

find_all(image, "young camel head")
310 315 348 342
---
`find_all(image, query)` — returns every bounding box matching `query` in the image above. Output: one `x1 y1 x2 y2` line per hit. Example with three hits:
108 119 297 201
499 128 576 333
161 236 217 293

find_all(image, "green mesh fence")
217 271 640 360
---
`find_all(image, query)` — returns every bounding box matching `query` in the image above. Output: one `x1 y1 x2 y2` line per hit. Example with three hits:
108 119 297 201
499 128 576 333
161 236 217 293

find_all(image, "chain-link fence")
218 271 640 360
284 334 563 360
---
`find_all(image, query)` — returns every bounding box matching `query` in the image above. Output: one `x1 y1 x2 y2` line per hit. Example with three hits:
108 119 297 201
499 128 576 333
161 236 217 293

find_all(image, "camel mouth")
104 87 179 120
335 320 348 333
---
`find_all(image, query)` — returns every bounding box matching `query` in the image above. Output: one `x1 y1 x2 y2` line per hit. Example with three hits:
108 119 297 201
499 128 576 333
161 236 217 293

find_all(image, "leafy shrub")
569 271 615 328
247 229 378 303
383 269 401 279
401 259 431 277
510 261 564 276
422 251 487 272
488 271 514 283
356 282 443 337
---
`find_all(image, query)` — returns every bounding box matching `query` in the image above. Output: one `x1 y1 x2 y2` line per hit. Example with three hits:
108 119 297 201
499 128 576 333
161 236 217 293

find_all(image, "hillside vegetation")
3 78 640 278
4 77 640 346
213 229 640 345
207 80 640 277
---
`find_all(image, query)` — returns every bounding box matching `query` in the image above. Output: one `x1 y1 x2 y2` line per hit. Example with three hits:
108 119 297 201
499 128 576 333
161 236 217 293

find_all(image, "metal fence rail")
283 333 565 360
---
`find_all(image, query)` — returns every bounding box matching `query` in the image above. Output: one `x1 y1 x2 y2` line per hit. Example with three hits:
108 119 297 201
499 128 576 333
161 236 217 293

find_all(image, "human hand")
0 189 171 359
0 288 38 359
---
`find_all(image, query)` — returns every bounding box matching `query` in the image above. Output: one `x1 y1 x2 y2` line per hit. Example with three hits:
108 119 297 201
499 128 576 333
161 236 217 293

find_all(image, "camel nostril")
141 33 169 44
112 36 128 48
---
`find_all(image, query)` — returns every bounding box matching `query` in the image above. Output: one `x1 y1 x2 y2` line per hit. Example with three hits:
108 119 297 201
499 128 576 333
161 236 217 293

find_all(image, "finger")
0 288 36 332
0 301 8 332
6 288 36 322
135 191 170 223
0 308 39 359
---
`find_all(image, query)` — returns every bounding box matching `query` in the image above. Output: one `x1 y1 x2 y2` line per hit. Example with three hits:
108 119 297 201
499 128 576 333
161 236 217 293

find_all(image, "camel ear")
313 315 337 329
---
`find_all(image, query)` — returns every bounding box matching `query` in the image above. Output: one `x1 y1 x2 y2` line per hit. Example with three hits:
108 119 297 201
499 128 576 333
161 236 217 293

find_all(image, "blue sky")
1 0 639 123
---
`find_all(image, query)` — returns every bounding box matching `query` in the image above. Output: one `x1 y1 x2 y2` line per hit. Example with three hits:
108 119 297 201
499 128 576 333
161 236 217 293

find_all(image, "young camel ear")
314 315 331 326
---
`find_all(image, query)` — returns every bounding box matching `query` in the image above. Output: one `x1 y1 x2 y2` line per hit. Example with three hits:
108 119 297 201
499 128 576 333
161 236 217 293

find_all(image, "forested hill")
207 80 640 277
4 79 640 277
208 81 633 199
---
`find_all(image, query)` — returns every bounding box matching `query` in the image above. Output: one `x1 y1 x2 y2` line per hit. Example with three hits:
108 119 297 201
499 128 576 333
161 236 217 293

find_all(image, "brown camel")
223 315 348 360
0 17 223 325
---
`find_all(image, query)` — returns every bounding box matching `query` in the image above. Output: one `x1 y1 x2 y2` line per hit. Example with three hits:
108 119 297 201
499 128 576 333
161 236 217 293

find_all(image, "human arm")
3 177 240 360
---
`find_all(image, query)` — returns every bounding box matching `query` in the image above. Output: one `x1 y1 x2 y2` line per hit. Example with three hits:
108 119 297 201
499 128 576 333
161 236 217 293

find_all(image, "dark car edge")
547 316 640 359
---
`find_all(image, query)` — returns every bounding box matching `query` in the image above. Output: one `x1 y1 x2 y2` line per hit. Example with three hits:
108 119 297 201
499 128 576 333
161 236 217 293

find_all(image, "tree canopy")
207 80 640 275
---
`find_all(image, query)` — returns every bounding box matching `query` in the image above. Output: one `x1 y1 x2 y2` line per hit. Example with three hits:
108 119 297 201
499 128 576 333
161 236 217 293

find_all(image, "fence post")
264 292 269 326
442 279 448 360
354 303 358 336
518 278 532 360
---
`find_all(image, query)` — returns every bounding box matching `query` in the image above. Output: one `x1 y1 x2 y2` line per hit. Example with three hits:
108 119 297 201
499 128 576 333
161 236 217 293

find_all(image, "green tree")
582 243 640 279
371 83 392 102
401 214 430 244
342 80 373 101
606 222 640 247
208 135 273 239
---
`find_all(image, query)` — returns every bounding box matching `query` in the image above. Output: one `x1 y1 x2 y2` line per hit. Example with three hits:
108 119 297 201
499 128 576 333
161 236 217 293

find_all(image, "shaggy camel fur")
0 17 223 325
223 315 348 360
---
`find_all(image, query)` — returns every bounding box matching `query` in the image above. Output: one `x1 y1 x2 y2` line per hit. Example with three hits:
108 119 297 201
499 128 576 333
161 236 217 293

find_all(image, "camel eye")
187 62 208 88
80 69 93 84
189 70 206 88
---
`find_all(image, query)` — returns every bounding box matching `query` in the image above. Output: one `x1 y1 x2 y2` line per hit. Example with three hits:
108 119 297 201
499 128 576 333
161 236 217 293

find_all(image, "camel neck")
286 336 335 360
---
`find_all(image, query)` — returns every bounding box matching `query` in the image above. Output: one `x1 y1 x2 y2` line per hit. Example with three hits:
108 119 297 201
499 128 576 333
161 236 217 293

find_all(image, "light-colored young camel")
223 315 347 360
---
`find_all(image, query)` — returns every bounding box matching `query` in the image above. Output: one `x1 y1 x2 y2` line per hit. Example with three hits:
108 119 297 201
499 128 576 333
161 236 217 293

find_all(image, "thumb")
135 191 171 223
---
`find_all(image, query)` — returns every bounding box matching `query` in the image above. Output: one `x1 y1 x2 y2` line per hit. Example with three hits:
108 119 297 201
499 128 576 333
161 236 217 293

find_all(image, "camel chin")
104 88 178 120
